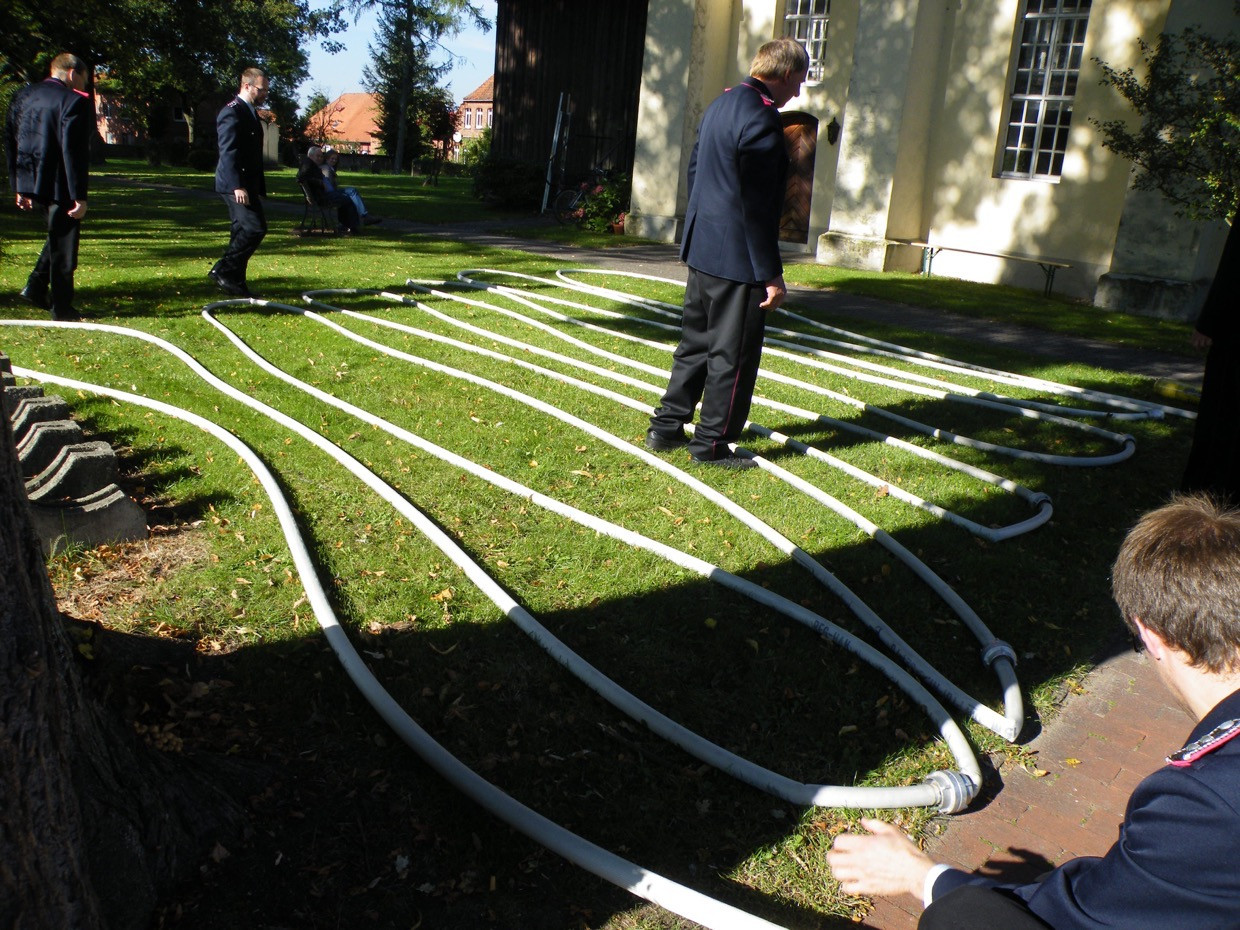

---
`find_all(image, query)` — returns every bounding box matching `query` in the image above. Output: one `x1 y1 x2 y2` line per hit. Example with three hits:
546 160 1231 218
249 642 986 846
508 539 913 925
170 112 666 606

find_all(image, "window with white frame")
464 108 473 129
782 0 829 83
486 108 492 128
999 0 1091 180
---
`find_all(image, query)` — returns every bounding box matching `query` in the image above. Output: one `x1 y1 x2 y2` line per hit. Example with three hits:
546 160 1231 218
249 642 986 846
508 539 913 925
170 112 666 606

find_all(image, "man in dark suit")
209 67 269 297
646 38 808 469
828 493 1240 930
5 52 93 322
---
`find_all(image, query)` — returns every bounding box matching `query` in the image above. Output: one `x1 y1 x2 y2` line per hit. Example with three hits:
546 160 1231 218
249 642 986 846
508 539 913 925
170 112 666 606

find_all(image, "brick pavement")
862 648 1192 930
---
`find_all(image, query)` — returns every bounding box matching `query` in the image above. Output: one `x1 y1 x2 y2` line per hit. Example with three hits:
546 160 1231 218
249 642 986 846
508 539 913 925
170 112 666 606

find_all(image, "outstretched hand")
827 817 936 899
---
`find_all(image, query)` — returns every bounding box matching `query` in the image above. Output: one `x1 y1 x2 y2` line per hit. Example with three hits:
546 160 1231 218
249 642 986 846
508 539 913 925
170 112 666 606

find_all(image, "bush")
579 172 631 232
165 140 190 166
186 148 217 172
472 156 543 211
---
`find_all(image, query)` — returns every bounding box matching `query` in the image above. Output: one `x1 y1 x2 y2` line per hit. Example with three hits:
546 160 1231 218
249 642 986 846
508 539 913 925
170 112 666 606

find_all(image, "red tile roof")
461 76 494 104
310 93 381 147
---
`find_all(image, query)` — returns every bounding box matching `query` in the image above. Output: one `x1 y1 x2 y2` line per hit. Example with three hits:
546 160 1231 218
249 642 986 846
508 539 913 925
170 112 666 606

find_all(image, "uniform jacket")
679 76 788 286
215 96 266 197
933 688 1240 928
5 77 92 204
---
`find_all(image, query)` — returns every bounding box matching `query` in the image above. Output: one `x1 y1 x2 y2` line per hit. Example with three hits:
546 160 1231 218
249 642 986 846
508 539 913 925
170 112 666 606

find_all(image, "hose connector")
981 640 1017 668
925 769 978 814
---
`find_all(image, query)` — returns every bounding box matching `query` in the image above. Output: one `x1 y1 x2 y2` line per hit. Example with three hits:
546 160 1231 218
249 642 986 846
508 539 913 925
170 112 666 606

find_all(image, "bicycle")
553 168 606 225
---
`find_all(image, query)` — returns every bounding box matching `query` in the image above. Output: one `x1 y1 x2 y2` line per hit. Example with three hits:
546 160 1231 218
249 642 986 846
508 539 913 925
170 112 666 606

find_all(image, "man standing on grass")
827 493 1240 929
209 67 268 298
645 38 808 469
6 52 93 322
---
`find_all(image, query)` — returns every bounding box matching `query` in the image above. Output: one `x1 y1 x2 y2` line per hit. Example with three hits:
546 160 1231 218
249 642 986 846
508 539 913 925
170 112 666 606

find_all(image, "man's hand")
760 275 787 310
1191 329 1213 351
15 194 32 211
67 199 87 220
827 818 935 899
233 188 249 205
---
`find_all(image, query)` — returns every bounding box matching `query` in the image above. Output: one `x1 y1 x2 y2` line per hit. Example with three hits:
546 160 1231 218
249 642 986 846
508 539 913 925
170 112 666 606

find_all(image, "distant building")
307 92 382 154
459 76 494 141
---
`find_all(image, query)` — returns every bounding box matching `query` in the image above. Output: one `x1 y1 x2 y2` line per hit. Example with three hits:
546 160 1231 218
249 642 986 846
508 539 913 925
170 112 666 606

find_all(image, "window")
464 108 473 129
999 0 1091 180
782 0 829 83
486 108 492 128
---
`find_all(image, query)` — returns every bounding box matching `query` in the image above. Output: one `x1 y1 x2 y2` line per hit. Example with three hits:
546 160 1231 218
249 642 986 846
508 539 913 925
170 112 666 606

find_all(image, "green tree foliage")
1093 5 1240 222
352 0 489 173
2 0 345 154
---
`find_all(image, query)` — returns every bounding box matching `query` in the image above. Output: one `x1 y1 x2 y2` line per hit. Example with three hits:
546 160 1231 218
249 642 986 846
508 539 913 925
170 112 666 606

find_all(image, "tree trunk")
0 402 248 928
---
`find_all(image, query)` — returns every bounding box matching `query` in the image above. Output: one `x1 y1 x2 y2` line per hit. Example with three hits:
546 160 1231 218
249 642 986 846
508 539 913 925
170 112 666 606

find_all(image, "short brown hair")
750 38 809 81
1112 493 1240 673
241 67 266 87
50 53 86 77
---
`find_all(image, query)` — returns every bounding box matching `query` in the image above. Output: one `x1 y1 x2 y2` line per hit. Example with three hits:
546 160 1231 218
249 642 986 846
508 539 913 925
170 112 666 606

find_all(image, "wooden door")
780 113 818 244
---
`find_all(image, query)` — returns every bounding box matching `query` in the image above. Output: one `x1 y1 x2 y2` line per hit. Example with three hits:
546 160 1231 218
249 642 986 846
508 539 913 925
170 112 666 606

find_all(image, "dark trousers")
1181 338 1240 507
324 190 361 231
919 884 1053 930
650 268 767 460
25 201 82 313
213 193 267 284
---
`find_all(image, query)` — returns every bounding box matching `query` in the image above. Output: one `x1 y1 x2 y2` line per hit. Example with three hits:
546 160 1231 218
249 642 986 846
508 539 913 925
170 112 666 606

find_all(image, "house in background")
307 92 382 154
459 76 494 145
492 0 1232 320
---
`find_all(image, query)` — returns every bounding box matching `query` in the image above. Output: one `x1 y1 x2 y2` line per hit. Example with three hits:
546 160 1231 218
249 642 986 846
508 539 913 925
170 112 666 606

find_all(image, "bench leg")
920 246 938 277
1039 263 1056 297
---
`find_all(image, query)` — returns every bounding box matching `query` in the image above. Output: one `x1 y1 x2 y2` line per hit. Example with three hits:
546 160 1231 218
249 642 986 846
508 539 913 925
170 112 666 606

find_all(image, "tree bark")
0 402 249 928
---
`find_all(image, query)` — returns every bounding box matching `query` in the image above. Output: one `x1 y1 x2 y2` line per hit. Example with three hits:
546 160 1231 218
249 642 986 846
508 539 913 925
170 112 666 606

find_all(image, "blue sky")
296 0 497 111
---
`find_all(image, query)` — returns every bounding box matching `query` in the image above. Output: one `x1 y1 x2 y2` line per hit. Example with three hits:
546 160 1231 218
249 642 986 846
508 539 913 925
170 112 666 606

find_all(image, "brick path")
862 648 1191 929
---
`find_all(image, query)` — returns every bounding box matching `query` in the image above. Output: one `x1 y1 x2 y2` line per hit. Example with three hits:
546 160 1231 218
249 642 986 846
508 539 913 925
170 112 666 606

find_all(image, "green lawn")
1 166 1198 929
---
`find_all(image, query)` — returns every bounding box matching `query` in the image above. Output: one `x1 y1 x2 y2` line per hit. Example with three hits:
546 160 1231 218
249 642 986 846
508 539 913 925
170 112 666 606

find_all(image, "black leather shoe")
50 307 82 322
19 285 49 308
690 453 757 470
645 429 688 452
208 269 249 297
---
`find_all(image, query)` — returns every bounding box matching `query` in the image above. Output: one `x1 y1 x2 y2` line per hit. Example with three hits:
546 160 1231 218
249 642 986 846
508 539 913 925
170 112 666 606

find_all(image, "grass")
783 262 1196 357
2 163 1198 929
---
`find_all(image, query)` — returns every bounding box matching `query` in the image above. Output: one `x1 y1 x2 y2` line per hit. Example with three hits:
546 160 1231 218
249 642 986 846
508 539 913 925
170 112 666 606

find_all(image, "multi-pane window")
464 108 473 129
1000 0 1091 180
486 108 492 128
782 0 829 83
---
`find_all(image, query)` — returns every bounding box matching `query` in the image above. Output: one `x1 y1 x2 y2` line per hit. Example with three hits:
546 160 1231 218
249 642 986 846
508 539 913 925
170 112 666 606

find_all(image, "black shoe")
363 215 381 225
690 453 757 470
645 429 688 452
208 269 249 297
19 285 49 309
50 307 82 322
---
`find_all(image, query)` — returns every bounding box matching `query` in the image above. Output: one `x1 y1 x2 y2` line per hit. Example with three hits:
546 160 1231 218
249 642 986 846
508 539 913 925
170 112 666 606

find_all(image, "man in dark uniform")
209 67 269 297
5 52 93 322
646 38 808 469
1181 224 1238 507
828 493 1240 929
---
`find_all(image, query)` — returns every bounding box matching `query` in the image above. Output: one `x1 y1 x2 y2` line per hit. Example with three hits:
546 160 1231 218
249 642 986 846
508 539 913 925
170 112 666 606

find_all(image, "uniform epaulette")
1168 718 1240 767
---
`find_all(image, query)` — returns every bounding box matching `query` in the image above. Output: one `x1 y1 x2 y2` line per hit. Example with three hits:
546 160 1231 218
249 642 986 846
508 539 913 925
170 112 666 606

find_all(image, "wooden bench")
908 240 1071 296
297 181 339 236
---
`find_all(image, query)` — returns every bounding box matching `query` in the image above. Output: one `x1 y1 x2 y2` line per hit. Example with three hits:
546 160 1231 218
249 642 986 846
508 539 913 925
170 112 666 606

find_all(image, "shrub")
580 172 631 232
186 148 217 172
472 156 543 211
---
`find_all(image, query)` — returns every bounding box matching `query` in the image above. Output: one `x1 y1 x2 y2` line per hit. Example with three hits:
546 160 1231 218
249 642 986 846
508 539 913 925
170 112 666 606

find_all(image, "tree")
303 90 344 146
352 0 488 173
0 407 250 928
1092 4 1240 223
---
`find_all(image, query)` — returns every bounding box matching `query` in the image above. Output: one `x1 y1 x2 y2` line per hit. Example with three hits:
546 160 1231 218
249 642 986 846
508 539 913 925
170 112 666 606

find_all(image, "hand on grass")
827 817 936 899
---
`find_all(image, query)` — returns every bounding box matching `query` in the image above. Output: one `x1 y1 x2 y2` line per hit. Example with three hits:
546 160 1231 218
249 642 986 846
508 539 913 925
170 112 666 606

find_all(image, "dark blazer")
679 76 788 286
933 688 1240 928
215 96 265 197
5 77 92 204
296 155 326 198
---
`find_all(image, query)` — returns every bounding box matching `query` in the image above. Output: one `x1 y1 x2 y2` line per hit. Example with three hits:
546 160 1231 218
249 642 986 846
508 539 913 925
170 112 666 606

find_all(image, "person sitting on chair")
297 146 359 233
322 149 379 226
